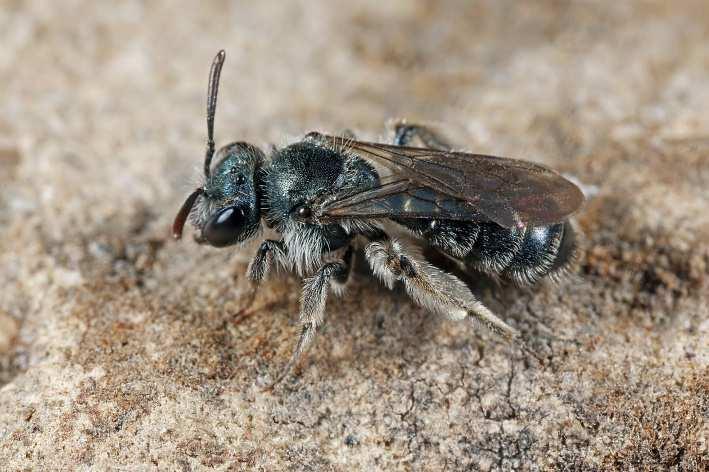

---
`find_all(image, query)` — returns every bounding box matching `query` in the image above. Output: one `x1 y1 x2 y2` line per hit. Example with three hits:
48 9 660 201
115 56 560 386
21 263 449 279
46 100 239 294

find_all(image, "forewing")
317 177 486 222
312 133 585 227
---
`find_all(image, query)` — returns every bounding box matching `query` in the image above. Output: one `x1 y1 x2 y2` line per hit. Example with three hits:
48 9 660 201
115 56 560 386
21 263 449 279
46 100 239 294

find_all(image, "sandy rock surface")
0 1 707 470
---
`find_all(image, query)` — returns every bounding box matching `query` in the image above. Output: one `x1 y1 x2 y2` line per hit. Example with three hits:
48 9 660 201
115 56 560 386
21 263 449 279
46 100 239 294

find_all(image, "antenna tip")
215 50 226 62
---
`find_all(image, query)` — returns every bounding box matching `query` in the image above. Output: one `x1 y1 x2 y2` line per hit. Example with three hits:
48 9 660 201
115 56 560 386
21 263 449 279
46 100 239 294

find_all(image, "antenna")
172 188 204 240
204 49 226 178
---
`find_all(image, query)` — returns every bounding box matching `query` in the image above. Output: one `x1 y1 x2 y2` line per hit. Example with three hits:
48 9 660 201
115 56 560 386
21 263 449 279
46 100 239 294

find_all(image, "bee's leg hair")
391 121 453 150
267 250 352 388
330 245 354 295
238 239 287 314
365 237 539 359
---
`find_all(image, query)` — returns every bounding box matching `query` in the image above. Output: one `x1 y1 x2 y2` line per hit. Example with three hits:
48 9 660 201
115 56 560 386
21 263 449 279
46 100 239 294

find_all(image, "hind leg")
391 121 454 150
364 236 531 350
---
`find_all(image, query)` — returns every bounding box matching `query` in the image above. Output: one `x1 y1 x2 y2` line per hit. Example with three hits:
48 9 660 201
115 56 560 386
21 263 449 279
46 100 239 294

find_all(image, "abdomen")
397 218 577 284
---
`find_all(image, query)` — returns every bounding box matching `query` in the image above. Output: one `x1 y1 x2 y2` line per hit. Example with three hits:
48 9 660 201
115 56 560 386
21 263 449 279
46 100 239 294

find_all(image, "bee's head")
172 50 263 247
190 143 264 247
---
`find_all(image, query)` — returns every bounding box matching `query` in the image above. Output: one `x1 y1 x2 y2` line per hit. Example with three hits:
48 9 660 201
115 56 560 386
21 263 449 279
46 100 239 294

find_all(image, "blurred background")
1 1 707 470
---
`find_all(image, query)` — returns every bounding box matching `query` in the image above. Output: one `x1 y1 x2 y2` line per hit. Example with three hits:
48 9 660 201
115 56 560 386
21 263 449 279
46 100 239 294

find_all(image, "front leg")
238 239 287 314
268 253 351 386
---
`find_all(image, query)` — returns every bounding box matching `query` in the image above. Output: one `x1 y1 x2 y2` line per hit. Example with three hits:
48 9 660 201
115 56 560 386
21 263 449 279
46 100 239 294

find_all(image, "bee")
173 51 585 385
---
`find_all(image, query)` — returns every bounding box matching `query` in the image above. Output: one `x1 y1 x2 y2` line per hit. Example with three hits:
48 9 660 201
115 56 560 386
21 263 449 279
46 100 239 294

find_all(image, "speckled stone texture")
0 1 707 470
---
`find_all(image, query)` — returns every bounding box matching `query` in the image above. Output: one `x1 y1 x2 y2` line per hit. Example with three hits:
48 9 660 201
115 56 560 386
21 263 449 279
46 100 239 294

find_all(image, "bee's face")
173 142 264 247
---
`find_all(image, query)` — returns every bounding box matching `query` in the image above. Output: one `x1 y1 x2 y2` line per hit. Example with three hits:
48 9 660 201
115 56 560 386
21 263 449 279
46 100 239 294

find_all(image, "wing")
316 176 487 221
309 133 585 227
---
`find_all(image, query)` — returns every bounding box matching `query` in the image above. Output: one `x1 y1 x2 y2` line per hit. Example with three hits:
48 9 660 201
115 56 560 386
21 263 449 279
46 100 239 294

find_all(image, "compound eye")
203 205 247 247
